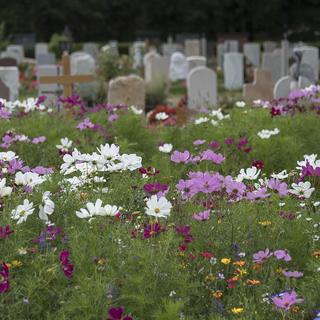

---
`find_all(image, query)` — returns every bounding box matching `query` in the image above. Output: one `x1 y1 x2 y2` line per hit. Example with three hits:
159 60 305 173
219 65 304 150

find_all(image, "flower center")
154 208 160 214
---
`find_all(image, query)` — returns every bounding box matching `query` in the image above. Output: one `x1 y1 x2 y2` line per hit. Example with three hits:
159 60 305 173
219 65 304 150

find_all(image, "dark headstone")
0 79 10 100
14 33 36 49
0 57 17 67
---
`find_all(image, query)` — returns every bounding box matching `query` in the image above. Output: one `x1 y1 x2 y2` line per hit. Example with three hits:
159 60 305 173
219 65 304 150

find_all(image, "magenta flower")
193 210 210 221
252 248 273 264
268 178 288 196
201 150 225 164
274 249 292 262
282 270 303 278
76 118 95 130
0 263 10 294
195 174 222 194
59 250 74 279
272 291 303 311
170 150 190 163
209 140 220 149
107 306 133 320
143 223 164 239
246 187 270 200
176 179 195 199
32 136 46 144
225 137 233 145
193 139 206 146
143 183 169 197
0 225 14 239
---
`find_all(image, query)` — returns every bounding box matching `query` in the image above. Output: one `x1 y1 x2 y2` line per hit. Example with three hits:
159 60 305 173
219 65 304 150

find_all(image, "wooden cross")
39 52 95 97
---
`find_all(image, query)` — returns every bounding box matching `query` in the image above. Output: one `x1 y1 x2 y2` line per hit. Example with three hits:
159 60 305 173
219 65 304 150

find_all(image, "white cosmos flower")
296 154 320 170
155 112 169 121
15 171 45 188
97 143 120 160
290 181 315 199
194 117 209 125
56 137 73 151
238 167 261 181
0 151 17 162
130 105 143 115
120 154 142 171
102 204 119 216
211 119 219 126
159 143 173 153
39 191 55 222
257 128 280 139
271 170 288 180
76 199 105 220
235 101 246 108
0 178 12 197
11 199 34 224
145 195 172 219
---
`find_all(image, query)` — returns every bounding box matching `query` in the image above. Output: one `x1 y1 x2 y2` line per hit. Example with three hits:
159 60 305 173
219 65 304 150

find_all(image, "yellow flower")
205 274 216 282
231 307 244 314
97 258 108 265
276 267 283 274
221 258 231 265
236 268 247 276
12 260 23 268
258 220 272 226
6 263 12 269
312 251 320 259
212 290 223 299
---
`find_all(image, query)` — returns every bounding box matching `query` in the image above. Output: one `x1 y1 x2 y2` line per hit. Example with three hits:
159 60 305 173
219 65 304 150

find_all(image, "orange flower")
247 279 260 285
212 291 223 299
233 260 245 267
312 251 320 259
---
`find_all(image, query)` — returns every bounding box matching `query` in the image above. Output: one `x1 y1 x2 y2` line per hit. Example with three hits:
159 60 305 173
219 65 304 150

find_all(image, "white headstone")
0 67 19 101
263 41 277 53
225 40 239 52
274 75 313 99
201 37 207 57
187 56 207 72
132 41 145 68
37 53 56 66
223 52 244 90
243 43 260 67
6 45 24 63
281 40 289 77
145 56 170 84
217 43 225 69
37 65 61 99
187 66 217 109
299 46 319 81
162 43 181 57
70 52 95 75
169 52 188 81
262 49 282 84
143 50 160 68
185 39 200 57
35 43 48 58
83 42 98 58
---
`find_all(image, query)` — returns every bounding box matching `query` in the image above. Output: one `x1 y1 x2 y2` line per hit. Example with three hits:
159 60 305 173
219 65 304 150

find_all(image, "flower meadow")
1 86 320 320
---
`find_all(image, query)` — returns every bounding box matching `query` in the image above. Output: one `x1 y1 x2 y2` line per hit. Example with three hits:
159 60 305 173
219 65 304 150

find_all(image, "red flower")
200 252 214 259
252 160 264 169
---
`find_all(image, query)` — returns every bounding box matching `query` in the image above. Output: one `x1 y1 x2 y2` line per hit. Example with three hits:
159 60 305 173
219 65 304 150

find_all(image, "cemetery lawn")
1 100 320 320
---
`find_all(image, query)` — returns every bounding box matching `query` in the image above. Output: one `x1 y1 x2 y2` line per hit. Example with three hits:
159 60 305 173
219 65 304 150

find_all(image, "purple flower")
225 137 233 145
170 150 190 163
59 250 74 279
107 306 133 320
274 249 292 262
268 178 288 196
193 210 210 221
0 263 10 294
201 150 225 164
32 136 46 144
193 139 206 146
7 159 24 174
76 118 94 130
272 291 303 311
143 183 169 197
176 179 195 199
246 187 270 200
282 270 303 278
0 225 13 239
252 248 273 264
209 140 220 149
108 114 119 122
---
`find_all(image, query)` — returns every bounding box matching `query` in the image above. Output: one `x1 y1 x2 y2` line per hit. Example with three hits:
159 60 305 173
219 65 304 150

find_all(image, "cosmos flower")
159 143 173 153
272 291 303 311
145 195 172 219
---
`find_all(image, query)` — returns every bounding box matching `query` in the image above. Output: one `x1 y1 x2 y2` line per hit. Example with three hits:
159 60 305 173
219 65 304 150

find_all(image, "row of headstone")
0 67 19 100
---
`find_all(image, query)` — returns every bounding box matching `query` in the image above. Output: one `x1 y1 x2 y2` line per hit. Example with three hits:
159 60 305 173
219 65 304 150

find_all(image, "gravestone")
217 43 225 69
37 65 62 98
6 45 24 64
185 39 200 57
281 40 289 77
298 46 319 81
0 58 17 67
187 56 207 72
273 75 312 99
243 69 273 101
143 50 160 68
0 79 10 100
145 56 170 84
35 43 48 58
83 42 99 58
108 74 145 110
1 50 20 64
187 66 217 110
262 49 282 84
0 67 19 100
132 41 145 68
224 53 244 90
162 43 181 57
201 37 207 56
37 53 56 66
225 40 239 52
263 41 277 53
109 41 119 55
169 52 188 81
243 43 260 67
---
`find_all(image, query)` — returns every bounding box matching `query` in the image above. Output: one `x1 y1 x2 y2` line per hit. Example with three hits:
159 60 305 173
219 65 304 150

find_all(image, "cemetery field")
1 95 320 320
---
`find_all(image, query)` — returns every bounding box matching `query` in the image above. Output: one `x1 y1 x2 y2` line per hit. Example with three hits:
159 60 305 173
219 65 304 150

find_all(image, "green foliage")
146 81 169 111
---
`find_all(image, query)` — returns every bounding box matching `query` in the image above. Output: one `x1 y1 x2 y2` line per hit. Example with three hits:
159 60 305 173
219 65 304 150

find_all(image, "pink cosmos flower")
170 150 190 163
282 270 303 278
193 139 206 146
76 118 94 130
209 140 220 149
0 263 10 294
32 136 46 144
193 210 210 221
274 249 292 261
268 178 288 196
252 248 273 264
246 187 270 200
272 291 303 311
201 150 225 164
